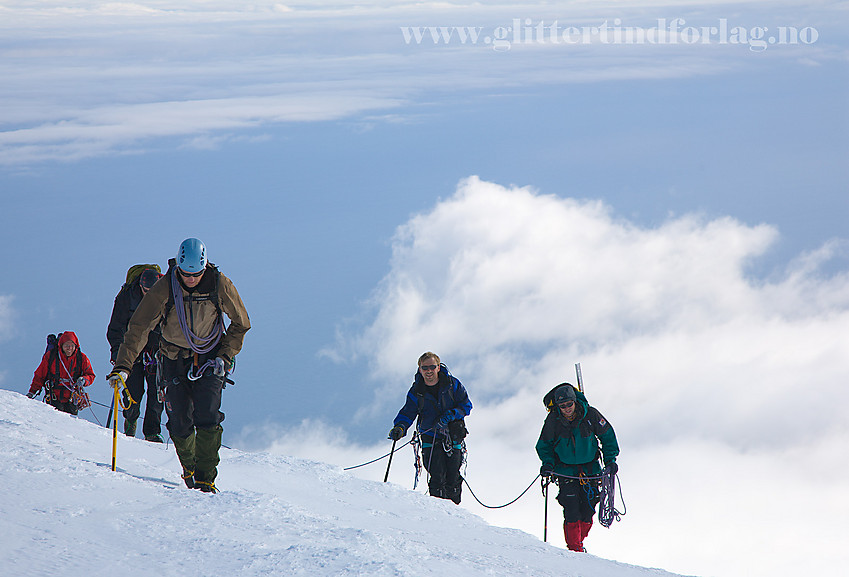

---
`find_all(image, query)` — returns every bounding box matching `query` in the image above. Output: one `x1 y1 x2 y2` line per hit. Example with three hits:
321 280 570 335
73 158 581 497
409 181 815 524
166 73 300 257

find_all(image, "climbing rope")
343 437 414 471
547 470 627 528
462 474 542 509
340 433 628 524
598 470 626 528
171 270 224 354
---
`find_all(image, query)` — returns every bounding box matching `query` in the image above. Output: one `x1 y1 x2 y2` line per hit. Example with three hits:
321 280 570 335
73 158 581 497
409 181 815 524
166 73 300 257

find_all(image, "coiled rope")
171 271 224 354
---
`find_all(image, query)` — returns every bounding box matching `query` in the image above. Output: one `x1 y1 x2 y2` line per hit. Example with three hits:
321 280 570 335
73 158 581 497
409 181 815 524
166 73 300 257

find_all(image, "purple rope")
171 270 224 355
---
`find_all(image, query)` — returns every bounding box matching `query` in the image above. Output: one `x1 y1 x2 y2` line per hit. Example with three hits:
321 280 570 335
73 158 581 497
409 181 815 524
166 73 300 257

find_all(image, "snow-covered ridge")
0 389 686 577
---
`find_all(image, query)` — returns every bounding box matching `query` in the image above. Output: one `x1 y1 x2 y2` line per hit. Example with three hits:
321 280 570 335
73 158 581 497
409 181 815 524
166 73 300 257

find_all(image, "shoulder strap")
413 378 425 417
74 349 84 379
45 348 59 383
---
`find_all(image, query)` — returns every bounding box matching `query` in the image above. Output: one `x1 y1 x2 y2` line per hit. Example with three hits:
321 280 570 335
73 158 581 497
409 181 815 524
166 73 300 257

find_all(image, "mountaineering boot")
145 434 164 443
196 481 218 493
124 419 137 437
564 521 586 552
194 470 218 493
181 468 196 489
172 432 197 489
194 425 223 492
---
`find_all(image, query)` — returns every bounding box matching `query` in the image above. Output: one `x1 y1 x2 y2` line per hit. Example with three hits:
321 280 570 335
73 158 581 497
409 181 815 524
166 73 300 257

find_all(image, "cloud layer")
273 177 849 577
2 1 836 165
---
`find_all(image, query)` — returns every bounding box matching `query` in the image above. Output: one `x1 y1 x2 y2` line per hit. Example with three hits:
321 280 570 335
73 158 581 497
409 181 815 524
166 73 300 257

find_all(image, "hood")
58 331 80 351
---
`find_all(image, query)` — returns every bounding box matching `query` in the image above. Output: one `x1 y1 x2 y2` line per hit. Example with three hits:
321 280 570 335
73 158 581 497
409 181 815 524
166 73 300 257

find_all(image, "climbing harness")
187 358 217 381
548 470 627 528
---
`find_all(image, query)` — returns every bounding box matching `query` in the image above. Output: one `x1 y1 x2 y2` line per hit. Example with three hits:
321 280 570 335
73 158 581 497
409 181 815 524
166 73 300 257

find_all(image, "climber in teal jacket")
536 383 619 552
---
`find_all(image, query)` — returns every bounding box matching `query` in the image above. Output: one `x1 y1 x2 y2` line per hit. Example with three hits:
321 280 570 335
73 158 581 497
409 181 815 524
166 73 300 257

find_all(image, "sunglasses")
558 401 575 409
179 268 204 278
419 364 438 371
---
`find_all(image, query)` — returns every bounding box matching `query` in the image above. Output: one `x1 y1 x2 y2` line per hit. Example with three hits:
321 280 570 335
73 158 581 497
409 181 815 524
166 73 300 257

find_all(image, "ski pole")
383 438 397 482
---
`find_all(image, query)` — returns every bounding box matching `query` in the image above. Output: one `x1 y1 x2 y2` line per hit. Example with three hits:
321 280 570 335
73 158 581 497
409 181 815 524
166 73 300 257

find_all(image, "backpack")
45 332 60 356
542 382 588 412
124 264 162 287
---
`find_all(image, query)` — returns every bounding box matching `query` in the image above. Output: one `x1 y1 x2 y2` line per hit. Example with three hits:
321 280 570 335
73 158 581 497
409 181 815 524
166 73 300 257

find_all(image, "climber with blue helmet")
108 238 251 493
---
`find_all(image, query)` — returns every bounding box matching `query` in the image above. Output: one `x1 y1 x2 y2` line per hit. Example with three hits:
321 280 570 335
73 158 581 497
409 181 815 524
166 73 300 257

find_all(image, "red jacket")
29 332 95 403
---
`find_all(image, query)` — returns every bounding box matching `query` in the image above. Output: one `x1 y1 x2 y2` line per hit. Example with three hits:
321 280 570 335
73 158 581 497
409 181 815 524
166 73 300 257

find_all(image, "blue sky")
1 2 847 577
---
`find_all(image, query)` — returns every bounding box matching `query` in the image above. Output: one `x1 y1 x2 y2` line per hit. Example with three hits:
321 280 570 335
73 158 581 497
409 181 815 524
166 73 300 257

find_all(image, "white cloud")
304 176 849 577
0 295 15 342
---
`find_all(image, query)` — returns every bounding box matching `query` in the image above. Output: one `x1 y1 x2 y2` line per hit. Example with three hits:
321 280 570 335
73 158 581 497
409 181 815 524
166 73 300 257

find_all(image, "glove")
107 369 128 389
213 357 228 377
26 391 37 399
437 412 453 428
604 462 618 476
388 425 406 441
540 463 555 478
74 377 87 388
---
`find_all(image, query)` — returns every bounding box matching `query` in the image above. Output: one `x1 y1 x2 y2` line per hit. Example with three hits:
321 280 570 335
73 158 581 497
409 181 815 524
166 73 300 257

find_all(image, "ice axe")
109 372 130 472
575 362 584 393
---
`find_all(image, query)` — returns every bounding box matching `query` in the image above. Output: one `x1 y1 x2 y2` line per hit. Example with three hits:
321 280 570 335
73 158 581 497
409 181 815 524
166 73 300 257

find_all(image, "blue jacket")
393 366 472 442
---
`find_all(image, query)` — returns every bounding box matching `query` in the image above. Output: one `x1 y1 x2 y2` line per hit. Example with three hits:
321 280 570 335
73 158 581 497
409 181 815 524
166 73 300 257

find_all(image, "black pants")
162 355 225 482
161 356 225 439
122 359 164 437
422 439 463 503
50 399 78 415
556 478 600 523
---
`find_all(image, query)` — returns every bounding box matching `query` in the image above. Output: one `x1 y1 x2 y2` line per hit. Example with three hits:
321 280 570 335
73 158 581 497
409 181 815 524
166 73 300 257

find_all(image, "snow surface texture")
0 389 686 577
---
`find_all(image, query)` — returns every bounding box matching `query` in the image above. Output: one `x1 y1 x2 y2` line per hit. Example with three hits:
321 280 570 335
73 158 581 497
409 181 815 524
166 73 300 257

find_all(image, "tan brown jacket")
115 264 250 370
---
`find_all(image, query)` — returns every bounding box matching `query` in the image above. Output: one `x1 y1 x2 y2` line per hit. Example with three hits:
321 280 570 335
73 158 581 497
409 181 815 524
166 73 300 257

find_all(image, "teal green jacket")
535 392 619 478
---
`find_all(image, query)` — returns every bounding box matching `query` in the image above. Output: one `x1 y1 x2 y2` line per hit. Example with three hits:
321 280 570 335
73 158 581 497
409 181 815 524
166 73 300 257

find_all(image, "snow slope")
0 389 687 577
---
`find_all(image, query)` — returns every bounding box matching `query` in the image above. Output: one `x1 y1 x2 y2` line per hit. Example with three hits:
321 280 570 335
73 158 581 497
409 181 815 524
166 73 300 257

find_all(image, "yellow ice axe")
110 372 128 472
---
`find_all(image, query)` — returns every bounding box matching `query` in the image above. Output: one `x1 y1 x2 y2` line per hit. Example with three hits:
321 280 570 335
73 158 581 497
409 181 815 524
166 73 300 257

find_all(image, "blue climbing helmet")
177 238 207 274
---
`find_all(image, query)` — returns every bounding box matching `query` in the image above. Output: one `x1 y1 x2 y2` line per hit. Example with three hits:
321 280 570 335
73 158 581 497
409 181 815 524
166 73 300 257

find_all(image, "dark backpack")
542 382 588 412
45 332 60 355
124 264 162 287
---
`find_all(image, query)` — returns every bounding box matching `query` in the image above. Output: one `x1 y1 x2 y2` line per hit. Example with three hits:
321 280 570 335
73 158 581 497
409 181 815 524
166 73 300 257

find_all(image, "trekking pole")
106 401 114 430
383 438 397 482
543 478 550 542
575 362 584 393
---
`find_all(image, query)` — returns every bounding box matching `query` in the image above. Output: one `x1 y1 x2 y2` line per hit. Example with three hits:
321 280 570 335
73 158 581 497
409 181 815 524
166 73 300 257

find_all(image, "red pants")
564 520 592 552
